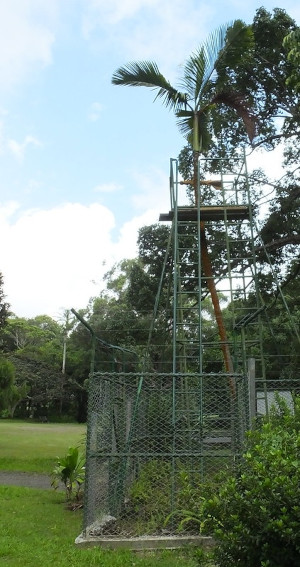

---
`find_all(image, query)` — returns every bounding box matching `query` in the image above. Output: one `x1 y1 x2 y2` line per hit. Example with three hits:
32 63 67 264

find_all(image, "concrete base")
75 533 214 551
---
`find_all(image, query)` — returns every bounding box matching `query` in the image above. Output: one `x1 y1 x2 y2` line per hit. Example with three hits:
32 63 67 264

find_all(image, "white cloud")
0 201 154 318
116 208 164 252
83 0 213 74
0 0 58 90
7 135 42 162
130 167 189 212
247 145 284 181
0 201 20 225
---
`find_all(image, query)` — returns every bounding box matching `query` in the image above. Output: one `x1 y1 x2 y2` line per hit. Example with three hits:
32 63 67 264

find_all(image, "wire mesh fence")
83 371 249 537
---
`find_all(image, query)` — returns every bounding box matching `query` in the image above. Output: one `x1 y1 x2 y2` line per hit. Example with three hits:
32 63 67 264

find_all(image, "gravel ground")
0 471 60 490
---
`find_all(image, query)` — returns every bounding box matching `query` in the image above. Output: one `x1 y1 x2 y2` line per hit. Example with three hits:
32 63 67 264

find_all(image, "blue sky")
0 0 299 318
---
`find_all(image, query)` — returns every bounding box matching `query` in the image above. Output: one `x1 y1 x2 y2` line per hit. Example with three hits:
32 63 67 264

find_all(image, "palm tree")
112 23 256 379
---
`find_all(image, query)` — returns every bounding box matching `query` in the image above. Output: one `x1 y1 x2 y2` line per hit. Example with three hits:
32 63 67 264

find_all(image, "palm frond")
216 20 255 73
112 22 257 149
181 48 206 101
212 91 257 142
201 24 231 87
112 61 187 110
176 109 193 138
181 23 231 105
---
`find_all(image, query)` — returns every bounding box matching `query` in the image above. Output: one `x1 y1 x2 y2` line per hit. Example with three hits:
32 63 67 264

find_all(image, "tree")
112 23 256 374
216 8 300 298
1 315 62 352
112 23 255 187
0 357 15 409
0 314 79 420
58 309 77 415
0 273 10 331
5 381 29 419
0 357 28 418
127 224 172 313
283 28 300 93
210 8 300 152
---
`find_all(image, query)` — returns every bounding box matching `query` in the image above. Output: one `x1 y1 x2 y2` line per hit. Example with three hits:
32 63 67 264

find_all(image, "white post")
248 358 256 425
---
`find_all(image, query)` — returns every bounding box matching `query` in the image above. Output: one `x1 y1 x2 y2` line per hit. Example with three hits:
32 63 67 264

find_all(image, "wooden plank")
159 205 250 222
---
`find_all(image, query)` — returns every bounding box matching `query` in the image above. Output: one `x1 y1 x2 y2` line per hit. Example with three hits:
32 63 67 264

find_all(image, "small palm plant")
51 446 85 501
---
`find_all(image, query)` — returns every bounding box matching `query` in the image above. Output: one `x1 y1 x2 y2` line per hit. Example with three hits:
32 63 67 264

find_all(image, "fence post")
248 358 256 425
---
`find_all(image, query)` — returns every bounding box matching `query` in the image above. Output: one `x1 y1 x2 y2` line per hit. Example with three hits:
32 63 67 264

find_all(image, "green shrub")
203 394 300 567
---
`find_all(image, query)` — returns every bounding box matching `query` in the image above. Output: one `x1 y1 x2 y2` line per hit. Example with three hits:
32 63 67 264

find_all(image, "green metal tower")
160 153 266 383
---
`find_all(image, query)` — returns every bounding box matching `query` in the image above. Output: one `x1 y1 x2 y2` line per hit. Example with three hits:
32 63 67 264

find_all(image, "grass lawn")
0 420 86 472
0 420 203 566
0 486 199 567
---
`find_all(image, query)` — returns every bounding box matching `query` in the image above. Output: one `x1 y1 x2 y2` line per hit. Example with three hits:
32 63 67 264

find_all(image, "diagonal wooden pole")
192 156 235 396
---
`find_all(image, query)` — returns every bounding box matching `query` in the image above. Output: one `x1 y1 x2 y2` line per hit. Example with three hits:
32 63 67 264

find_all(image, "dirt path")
0 471 60 490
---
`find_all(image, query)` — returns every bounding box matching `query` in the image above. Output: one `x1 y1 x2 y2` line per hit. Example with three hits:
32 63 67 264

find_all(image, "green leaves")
111 61 187 110
216 19 254 75
0 357 27 418
203 395 300 566
283 29 300 92
51 446 85 501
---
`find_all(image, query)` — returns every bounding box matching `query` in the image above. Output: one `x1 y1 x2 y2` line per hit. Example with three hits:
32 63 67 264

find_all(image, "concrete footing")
75 533 214 551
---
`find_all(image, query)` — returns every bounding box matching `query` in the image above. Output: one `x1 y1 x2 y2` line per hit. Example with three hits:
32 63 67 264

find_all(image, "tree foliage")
211 8 300 151
0 357 15 404
283 28 300 92
0 357 28 418
0 314 78 420
0 273 10 331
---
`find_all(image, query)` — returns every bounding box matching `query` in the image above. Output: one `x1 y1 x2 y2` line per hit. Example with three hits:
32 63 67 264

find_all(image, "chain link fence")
83 371 249 537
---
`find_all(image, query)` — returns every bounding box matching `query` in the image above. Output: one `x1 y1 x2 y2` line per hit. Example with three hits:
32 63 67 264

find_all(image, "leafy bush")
51 446 85 502
203 394 300 567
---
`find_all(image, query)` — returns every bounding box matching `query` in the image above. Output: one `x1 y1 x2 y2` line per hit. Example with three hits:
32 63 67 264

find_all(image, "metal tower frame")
159 153 266 387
